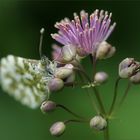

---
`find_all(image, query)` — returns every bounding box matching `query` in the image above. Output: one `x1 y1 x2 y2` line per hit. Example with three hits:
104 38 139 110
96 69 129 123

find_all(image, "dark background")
0 1 140 140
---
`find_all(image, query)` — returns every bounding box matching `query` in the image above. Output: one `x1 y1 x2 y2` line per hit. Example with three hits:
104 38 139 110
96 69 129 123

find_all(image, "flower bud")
55 67 73 79
48 78 64 92
96 41 116 59
130 71 140 84
119 58 140 78
76 47 88 57
90 116 107 131
65 72 75 84
62 45 76 62
64 64 74 69
50 122 66 137
40 100 56 113
94 72 108 84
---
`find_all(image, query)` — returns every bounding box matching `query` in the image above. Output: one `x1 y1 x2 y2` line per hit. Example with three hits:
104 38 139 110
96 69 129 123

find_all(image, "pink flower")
51 9 116 56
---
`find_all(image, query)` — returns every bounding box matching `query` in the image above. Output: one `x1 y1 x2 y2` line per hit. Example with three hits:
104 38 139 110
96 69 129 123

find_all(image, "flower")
51 9 116 57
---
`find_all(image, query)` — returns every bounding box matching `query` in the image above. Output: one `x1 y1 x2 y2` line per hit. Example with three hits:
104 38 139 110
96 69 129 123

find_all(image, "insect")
0 28 57 109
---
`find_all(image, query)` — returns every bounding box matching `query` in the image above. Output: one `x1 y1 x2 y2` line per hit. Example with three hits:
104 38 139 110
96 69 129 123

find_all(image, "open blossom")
51 9 116 56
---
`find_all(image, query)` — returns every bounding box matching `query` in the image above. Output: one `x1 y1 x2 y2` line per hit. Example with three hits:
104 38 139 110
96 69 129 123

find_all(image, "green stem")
104 119 110 140
64 119 89 124
86 88 99 114
91 87 106 116
91 55 106 115
108 77 121 116
75 60 106 116
74 67 91 82
119 82 132 108
91 55 97 77
56 104 87 120
78 72 99 113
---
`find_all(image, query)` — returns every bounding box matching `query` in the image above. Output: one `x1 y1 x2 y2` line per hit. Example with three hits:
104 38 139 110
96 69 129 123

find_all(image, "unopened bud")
119 58 140 78
130 71 140 84
40 100 56 113
65 72 75 85
50 122 66 137
90 116 107 131
94 72 108 84
62 45 76 62
77 47 88 57
55 67 73 79
48 78 64 92
64 64 74 69
96 41 116 59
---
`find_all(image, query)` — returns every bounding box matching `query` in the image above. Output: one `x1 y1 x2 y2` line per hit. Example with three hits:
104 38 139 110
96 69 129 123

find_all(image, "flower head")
51 9 116 56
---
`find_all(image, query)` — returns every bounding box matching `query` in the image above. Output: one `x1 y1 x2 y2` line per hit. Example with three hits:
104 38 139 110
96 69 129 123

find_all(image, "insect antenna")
39 28 45 58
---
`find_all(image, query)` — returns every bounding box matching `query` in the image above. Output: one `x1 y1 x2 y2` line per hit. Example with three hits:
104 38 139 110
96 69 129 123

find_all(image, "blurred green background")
0 0 140 140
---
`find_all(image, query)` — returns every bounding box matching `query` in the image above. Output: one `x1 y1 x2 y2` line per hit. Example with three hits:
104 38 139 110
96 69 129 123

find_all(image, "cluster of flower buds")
48 64 75 92
119 58 140 84
40 100 66 136
40 100 108 136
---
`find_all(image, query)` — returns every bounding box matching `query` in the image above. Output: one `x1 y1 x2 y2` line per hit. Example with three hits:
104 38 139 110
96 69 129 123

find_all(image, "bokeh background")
0 0 140 140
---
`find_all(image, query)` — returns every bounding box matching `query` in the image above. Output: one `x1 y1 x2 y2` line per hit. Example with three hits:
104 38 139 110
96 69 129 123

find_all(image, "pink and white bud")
119 58 140 78
50 122 66 136
96 41 116 60
62 45 76 62
94 72 108 84
55 67 73 80
130 71 140 84
90 115 107 131
48 78 64 92
65 72 75 84
40 100 56 113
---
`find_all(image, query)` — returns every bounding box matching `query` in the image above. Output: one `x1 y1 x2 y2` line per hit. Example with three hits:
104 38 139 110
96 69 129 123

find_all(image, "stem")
78 71 99 113
86 88 99 114
119 82 132 108
108 77 121 116
91 87 106 115
64 119 88 124
91 55 97 77
75 60 106 116
104 119 110 140
91 55 106 115
56 104 87 120
74 67 91 82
